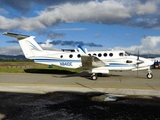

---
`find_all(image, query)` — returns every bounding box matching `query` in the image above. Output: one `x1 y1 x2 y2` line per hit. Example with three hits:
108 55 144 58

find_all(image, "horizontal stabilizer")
81 55 105 70
3 32 30 40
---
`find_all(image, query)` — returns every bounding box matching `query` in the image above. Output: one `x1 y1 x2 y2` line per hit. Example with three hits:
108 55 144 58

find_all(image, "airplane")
3 32 154 80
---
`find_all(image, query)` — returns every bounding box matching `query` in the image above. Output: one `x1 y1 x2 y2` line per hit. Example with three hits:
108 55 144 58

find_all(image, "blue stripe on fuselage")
33 58 135 67
33 58 81 63
107 63 135 67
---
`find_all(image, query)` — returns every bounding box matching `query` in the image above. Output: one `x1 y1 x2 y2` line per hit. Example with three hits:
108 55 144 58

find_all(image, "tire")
91 75 97 80
146 73 153 79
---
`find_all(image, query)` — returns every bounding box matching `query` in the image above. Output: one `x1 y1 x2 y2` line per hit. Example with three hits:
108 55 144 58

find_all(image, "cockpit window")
119 52 124 56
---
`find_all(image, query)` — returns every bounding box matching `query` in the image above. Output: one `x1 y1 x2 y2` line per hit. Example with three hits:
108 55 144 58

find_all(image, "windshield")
125 52 130 56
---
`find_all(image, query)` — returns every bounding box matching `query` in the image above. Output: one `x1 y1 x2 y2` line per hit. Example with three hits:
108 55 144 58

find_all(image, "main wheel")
146 73 153 79
91 74 98 80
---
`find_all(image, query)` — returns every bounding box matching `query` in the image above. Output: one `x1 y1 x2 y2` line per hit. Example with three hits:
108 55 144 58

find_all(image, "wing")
81 55 106 70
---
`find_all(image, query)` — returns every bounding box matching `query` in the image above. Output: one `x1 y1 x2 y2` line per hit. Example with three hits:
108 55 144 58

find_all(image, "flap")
81 55 106 70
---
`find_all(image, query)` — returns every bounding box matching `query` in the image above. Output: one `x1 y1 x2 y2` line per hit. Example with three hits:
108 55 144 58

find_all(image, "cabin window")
69 54 73 58
77 54 81 58
60 55 63 58
88 54 91 56
103 53 107 57
109 53 113 57
126 60 132 63
119 52 124 56
98 53 102 57
93 53 96 56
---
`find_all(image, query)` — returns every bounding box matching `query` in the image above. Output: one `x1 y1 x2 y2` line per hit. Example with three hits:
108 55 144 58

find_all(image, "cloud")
94 34 100 38
6 40 18 44
39 39 53 48
136 1 157 15
0 8 8 15
54 28 86 31
2 35 160 55
0 0 130 31
141 36 160 48
0 0 160 30
0 46 22 55
38 30 66 39
39 39 103 47
0 0 93 14
113 36 160 54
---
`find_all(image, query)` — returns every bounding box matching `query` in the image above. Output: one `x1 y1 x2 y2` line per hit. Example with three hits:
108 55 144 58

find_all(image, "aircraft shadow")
24 68 118 78
0 91 160 120
24 68 77 74
24 68 147 80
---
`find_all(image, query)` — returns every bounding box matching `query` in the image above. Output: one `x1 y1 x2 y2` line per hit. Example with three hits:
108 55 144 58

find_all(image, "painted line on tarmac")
0 82 160 90
31 78 50 84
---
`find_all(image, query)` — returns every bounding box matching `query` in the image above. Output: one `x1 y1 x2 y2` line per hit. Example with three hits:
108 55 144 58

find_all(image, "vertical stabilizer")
3 32 43 59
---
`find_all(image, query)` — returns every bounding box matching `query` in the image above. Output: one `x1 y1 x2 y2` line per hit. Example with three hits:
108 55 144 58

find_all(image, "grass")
0 62 82 74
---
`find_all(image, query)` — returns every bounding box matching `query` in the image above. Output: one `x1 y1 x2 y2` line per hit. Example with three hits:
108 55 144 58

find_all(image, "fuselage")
29 49 153 72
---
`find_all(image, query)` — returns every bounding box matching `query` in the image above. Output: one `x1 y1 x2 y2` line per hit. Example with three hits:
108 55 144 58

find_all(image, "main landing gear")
147 68 153 79
90 73 103 80
91 73 98 80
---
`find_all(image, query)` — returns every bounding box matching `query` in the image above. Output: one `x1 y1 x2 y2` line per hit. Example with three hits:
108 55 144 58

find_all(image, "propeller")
136 49 139 77
135 49 144 77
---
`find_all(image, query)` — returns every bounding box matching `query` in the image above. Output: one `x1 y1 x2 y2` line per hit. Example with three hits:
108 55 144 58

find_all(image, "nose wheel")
147 73 153 79
147 68 153 79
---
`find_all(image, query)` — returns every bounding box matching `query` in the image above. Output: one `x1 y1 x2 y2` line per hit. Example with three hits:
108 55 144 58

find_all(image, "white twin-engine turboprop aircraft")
3 32 154 80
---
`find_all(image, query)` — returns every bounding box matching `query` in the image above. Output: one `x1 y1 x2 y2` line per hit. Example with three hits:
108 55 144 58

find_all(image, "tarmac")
0 69 160 96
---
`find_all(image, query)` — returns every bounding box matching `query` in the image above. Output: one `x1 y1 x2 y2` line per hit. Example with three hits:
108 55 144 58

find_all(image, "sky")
1 0 160 55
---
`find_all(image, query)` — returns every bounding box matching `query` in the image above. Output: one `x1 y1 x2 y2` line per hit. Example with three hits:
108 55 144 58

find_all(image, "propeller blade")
137 49 139 60
137 49 139 77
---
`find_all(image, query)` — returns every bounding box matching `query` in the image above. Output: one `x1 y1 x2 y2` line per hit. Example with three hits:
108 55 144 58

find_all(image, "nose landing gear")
147 68 153 79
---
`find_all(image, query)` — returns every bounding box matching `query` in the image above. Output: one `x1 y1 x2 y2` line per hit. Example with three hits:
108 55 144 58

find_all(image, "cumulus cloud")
0 0 93 14
0 46 22 55
113 36 160 54
136 1 157 15
0 0 159 30
40 39 53 48
0 0 135 31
